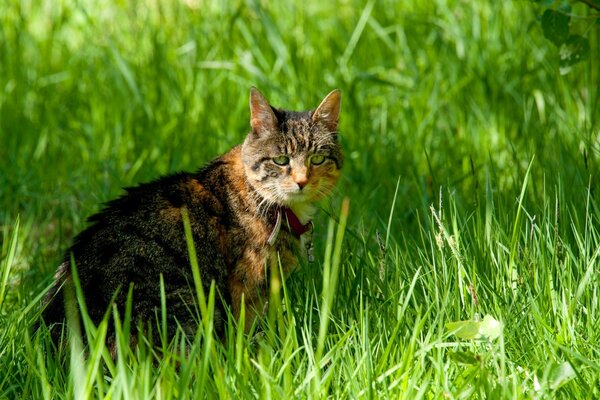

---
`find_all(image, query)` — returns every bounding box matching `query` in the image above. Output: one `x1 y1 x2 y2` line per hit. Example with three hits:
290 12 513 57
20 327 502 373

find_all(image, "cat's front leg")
229 247 270 333
229 280 268 334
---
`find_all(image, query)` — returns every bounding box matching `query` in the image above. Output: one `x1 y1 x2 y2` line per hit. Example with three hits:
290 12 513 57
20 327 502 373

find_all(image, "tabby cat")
41 88 343 347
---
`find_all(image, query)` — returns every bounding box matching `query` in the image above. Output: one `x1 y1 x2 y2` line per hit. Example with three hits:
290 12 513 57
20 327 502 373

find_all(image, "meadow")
0 0 599 398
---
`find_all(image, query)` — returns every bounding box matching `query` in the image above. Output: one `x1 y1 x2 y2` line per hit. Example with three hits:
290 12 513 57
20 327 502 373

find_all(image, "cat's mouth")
281 182 335 205
252 179 330 208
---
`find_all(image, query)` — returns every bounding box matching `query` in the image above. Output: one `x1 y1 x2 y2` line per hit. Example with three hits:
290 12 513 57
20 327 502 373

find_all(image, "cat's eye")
273 155 290 166
310 155 326 165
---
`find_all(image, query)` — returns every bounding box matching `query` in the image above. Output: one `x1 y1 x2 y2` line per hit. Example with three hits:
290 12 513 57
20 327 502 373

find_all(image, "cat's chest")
258 225 306 274
229 215 306 288
265 207 314 270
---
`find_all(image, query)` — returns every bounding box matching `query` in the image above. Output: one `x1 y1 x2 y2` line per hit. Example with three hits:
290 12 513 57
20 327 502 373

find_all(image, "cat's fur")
41 88 342 346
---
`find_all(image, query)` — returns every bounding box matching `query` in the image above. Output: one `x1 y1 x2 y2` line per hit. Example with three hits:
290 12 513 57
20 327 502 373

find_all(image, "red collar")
267 207 312 245
282 207 312 238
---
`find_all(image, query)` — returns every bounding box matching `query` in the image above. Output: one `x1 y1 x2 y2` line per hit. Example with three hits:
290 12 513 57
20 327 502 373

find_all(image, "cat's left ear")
250 87 278 136
312 89 341 132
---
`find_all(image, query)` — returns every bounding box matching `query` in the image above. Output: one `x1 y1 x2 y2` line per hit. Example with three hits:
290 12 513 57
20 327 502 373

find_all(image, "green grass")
1 0 599 398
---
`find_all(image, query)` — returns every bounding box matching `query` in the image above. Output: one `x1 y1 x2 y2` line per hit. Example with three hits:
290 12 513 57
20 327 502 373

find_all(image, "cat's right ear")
312 89 341 133
249 87 278 135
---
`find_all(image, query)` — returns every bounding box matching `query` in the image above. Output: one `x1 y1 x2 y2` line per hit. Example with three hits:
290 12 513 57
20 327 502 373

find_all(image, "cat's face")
241 88 343 208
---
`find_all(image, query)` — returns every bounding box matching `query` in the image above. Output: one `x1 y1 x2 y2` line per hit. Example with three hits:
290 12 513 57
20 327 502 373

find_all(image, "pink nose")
296 179 308 190
293 168 309 190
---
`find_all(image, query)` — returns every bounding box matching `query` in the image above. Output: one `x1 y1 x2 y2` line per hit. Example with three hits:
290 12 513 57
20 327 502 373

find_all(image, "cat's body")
41 88 342 345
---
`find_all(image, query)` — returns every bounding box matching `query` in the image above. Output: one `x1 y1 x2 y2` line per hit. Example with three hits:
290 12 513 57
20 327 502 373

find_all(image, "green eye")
273 155 290 166
310 155 326 165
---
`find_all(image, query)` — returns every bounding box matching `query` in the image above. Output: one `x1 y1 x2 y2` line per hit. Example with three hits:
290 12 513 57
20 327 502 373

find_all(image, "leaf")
479 315 502 340
445 320 481 340
559 35 590 68
446 315 503 341
535 362 577 392
548 362 576 390
541 9 570 46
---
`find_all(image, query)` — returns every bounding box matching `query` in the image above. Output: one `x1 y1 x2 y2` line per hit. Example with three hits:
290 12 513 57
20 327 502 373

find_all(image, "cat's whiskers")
251 180 294 219
252 190 276 220
313 187 334 201
311 181 340 201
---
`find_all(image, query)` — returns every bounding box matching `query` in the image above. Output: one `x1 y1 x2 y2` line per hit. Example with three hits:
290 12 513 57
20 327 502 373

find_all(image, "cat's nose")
297 180 307 190
292 166 309 190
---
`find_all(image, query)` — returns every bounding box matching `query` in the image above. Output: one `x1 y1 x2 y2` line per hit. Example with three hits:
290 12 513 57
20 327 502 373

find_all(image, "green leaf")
479 315 502 340
541 9 570 46
445 320 481 340
559 35 590 68
536 362 577 391
446 315 503 341
548 362 576 390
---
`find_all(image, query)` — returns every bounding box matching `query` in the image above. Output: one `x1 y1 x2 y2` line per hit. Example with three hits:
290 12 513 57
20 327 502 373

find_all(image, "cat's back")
42 149 245 333
70 149 242 263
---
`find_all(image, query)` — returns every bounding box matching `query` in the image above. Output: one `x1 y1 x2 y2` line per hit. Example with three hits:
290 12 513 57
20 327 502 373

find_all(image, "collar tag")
267 207 313 246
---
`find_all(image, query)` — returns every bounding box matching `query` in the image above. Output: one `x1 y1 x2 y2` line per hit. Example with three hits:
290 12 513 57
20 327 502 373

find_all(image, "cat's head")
241 88 343 209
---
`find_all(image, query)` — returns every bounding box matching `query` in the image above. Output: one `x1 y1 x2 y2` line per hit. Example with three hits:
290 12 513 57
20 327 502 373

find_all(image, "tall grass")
0 0 598 398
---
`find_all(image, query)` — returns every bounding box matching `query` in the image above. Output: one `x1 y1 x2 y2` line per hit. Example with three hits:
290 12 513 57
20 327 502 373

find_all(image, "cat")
40 87 343 349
